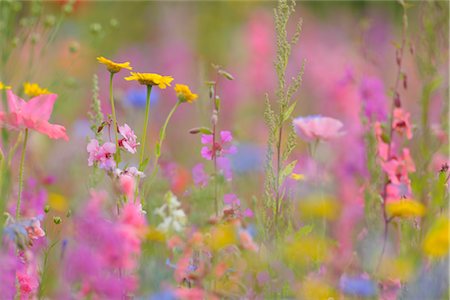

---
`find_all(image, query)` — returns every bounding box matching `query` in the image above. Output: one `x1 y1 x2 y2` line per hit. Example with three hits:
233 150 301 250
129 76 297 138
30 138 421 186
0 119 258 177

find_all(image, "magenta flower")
0 90 68 140
87 139 116 170
192 163 208 187
224 194 240 207
201 131 237 160
293 115 345 142
118 123 139 154
359 77 388 121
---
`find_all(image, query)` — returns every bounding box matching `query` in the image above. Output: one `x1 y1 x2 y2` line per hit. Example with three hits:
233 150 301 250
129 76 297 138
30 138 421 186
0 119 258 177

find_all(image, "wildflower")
386 199 425 218
119 174 135 199
298 195 341 220
359 76 388 121
293 115 345 142
201 130 237 160
114 166 145 178
125 86 159 109
0 82 11 90
125 72 173 89
239 229 259 251
223 194 240 207
96 56 132 73
25 218 45 240
174 84 198 103
118 123 139 154
192 163 208 187
208 224 237 251
23 82 51 97
423 217 449 258
339 274 377 297
299 277 337 300
86 139 116 170
0 90 68 140
382 148 415 185
392 108 413 139
155 191 187 233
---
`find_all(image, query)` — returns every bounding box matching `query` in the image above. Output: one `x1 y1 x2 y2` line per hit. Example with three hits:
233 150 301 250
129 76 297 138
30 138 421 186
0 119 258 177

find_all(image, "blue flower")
230 143 264 174
339 275 377 297
125 86 159 109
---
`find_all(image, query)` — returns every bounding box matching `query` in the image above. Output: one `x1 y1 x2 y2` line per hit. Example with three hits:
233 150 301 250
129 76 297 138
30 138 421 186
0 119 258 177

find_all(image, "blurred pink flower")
359 76 388 121
119 174 135 199
119 123 139 154
87 139 116 170
392 108 412 139
224 194 240 207
293 115 345 142
192 163 208 187
0 90 68 140
201 131 237 160
25 219 45 240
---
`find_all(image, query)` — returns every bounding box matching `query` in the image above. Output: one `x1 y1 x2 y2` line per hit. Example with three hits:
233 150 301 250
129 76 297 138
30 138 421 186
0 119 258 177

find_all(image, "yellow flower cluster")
174 84 198 103
23 82 51 97
386 199 425 218
125 72 173 89
0 82 11 90
290 172 305 181
423 216 449 258
97 56 132 73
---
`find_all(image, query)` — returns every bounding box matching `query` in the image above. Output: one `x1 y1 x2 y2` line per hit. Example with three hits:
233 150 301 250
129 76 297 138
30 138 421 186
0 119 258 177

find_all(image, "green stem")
135 85 152 201
16 129 28 219
109 72 120 163
151 100 180 179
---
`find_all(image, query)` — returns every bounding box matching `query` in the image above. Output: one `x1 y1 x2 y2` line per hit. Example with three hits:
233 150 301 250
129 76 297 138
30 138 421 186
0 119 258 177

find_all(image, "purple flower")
359 76 388 121
223 194 240 206
192 163 208 187
200 131 237 160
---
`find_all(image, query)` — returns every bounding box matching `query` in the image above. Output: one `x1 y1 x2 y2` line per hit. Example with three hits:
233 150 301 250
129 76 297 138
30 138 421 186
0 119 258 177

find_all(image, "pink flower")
392 108 412 139
224 194 240 207
118 124 139 154
0 90 68 140
25 219 45 240
192 163 208 187
119 174 135 199
293 115 345 142
87 139 116 170
201 131 237 160
239 229 259 252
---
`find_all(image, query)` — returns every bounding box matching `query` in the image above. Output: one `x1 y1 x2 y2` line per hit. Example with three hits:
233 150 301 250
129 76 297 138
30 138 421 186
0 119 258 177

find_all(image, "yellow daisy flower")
23 82 51 97
386 199 425 218
124 72 173 89
97 56 132 73
0 82 11 90
174 84 198 103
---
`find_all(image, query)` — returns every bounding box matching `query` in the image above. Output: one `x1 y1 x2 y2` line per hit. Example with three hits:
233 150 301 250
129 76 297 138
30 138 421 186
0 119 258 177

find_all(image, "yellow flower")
97 56 132 73
23 82 51 97
284 235 331 267
48 192 69 212
125 72 173 89
423 216 449 258
298 195 340 220
174 84 198 103
386 199 425 218
290 172 305 181
207 224 237 251
0 82 11 90
299 277 337 300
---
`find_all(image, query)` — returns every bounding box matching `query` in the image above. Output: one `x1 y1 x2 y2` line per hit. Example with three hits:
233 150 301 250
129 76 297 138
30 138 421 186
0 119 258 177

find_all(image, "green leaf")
155 142 161 157
283 101 297 122
279 160 297 185
139 158 149 171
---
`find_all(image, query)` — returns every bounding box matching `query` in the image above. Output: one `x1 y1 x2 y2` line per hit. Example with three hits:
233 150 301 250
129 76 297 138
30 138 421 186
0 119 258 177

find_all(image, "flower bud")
89 23 102 35
44 15 56 28
44 205 50 213
53 216 62 224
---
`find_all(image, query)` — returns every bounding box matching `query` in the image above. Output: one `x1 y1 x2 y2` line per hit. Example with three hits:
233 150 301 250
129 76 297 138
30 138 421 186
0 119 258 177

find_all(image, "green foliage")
262 0 304 237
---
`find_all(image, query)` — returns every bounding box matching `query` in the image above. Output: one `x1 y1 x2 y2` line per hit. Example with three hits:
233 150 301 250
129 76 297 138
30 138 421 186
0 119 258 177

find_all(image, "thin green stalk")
16 129 28 219
135 85 152 201
109 72 120 163
151 100 180 179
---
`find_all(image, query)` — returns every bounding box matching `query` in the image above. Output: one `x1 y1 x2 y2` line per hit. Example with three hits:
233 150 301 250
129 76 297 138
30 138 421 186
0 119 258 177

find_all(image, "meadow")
0 0 448 299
